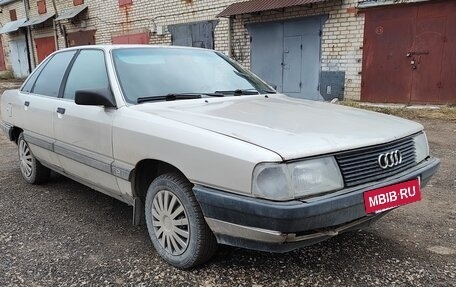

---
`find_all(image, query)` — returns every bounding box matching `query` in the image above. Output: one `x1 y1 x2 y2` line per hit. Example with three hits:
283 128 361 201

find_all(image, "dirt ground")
0 81 455 286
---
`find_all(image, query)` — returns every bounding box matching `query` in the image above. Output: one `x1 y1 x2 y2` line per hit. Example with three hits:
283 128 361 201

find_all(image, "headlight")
252 157 344 201
414 132 429 164
288 157 344 198
252 163 292 201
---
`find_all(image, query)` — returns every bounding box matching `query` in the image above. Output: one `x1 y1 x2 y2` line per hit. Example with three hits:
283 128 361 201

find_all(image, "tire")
145 173 217 269
17 133 50 184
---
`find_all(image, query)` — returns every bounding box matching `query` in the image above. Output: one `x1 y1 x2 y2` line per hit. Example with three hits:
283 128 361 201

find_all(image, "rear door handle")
56 107 66 114
24 101 30 107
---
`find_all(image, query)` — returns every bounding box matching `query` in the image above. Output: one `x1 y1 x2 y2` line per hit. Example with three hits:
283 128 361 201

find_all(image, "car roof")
57 44 214 53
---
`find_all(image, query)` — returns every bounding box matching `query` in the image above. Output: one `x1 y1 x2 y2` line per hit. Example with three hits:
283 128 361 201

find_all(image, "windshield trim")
110 48 130 106
110 47 276 105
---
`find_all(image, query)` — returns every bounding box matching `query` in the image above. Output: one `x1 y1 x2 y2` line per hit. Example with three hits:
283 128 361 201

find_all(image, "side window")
21 56 51 93
32 51 76 97
63 50 109 100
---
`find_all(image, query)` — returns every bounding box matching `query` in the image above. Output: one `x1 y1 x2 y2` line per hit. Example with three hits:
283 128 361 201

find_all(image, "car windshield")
112 48 274 104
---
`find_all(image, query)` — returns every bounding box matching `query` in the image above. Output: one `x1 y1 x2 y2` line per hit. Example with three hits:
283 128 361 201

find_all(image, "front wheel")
17 133 50 184
145 173 217 269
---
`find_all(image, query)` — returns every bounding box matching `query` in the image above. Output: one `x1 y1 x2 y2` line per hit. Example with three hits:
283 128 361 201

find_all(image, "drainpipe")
52 20 58 50
51 0 59 49
23 0 36 70
23 27 32 73
62 24 67 48
227 16 232 57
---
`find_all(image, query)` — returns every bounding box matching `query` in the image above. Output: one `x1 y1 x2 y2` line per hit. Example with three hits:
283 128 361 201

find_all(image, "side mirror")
75 88 116 108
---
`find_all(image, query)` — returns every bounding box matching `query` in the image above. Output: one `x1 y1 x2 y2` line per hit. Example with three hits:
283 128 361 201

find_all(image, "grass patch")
340 100 456 121
0 71 15 80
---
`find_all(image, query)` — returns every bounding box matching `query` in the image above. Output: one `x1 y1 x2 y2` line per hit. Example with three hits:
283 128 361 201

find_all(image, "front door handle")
24 101 30 107
56 107 66 114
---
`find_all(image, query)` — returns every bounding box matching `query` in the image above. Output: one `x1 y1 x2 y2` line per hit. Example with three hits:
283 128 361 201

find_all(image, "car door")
53 49 120 194
17 50 77 170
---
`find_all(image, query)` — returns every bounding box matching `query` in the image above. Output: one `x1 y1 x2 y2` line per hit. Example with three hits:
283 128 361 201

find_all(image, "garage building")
0 0 454 104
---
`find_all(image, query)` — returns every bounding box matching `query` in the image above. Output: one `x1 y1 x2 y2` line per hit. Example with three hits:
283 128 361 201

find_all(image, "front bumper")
193 157 440 252
0 120 13 141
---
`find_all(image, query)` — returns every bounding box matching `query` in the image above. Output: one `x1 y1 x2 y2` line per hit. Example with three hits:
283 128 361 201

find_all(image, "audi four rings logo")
378 150 403 169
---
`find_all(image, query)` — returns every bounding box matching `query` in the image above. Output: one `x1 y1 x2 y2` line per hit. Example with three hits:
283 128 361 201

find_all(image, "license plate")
363 178 421 214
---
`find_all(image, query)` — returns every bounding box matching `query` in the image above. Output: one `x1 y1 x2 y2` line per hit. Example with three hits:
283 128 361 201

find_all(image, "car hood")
132 95 423 160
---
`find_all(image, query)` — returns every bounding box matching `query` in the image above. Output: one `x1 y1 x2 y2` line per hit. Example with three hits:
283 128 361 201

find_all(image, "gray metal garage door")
247 16 327 100
9 37 29 78
168 20 219 49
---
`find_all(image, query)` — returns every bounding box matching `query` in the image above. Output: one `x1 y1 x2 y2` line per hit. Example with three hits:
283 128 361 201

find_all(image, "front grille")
335 136 416 187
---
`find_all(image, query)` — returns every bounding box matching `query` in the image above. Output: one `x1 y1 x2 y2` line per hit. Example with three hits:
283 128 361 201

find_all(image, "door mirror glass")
75 88 116 108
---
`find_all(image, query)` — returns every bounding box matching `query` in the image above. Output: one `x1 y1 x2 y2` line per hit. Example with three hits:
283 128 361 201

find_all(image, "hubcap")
19 140 33 178
152 190 190 255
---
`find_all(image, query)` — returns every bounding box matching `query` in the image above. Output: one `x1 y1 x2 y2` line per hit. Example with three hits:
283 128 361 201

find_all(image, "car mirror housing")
75 88 116 108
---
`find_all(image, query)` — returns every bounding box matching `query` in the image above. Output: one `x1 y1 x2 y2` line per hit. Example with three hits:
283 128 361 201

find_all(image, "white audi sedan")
0 45 439 268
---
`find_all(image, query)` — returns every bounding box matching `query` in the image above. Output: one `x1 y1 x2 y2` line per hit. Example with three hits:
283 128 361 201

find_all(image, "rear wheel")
17 133 50 184
145 173 217 269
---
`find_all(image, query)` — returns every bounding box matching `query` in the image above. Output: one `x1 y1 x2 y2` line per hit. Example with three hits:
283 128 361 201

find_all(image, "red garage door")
361 0 456 104
35 36 56 63
112 32 149 44
0 38 6 71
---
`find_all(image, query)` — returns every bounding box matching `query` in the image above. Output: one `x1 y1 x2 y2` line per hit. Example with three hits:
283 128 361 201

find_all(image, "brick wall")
78 0 364 99
17 0 365 99
97 0 364 99
88 0 235 46
1 0 421 100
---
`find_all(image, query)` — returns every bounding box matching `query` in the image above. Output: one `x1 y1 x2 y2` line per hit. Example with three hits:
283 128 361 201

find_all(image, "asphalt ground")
0 81 455 286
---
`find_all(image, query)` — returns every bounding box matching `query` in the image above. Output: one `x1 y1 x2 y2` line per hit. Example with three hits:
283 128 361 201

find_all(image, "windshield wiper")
214 89 261 96
137 93 224 104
